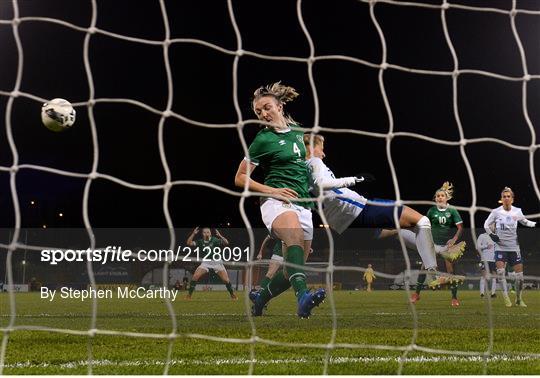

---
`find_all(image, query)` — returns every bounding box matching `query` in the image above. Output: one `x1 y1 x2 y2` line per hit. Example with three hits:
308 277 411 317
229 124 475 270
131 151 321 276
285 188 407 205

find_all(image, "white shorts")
271 254 284 262
198 261 226 273
261 198 313 241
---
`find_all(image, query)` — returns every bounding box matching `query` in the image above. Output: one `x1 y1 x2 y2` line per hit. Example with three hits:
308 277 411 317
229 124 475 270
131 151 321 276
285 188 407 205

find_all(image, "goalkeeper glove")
354 173 375 183
489 233 500 243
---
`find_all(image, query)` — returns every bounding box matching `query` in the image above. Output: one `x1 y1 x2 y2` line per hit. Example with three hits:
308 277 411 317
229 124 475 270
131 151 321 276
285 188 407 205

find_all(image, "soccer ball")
41 98 76 132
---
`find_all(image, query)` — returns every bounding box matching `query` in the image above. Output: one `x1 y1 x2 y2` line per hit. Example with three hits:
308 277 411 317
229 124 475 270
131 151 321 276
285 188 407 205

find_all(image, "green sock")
188 280 197 295
259 271 290 303
416 274 426 294
450 282 458 299
259 276 272 290
286 245 308 298
225 282 234 296
516 279 523 301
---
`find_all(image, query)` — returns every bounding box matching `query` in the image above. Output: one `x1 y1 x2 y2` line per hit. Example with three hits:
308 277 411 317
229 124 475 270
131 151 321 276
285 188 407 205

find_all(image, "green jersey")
195 236 222 249
427 206 463 245
247 126 312 208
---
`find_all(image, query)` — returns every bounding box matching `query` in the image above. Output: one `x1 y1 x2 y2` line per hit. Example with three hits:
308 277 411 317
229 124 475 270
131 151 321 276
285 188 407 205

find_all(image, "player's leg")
479 263 487 297
480 263 486 298
187 265 207 299
216 267 237 300
254 203 311 316
445 259 459 307
495 256 511 307
259 257 282 290
489 262 497 297
512 253 526 306
399 207 443 278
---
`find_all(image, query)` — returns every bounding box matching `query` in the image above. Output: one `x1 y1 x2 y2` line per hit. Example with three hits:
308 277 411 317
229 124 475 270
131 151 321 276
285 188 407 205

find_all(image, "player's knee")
416 216 431 229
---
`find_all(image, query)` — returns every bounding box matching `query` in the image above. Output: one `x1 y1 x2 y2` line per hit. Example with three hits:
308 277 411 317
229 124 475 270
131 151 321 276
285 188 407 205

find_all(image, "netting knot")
10 90 19 98
88 328 97 337
380 62 388 70
87 26 97 35
10 165 18 173
452 70 459 78
12 18 20 26
459 138 467 146
162 110 172 118
236 49 244 57
510 9 517 18
89 172 98 180
523 74 531 82
441 2 450 10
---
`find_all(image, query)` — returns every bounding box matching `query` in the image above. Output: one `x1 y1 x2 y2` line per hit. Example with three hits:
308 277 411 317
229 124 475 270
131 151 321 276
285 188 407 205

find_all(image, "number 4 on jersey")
293 142 301 157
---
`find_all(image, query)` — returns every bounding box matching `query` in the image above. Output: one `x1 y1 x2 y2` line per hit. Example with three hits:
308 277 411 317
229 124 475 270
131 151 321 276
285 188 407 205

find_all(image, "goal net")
1 0 539 375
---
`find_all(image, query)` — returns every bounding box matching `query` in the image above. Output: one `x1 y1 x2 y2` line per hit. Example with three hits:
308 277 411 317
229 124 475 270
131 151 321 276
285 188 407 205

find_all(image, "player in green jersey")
185 227 238 300
255 235 283 289
411 182 465 307
234 82 325 318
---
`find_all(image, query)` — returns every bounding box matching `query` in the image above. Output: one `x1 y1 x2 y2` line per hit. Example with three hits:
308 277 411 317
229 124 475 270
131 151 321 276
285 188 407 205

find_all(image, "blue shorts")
495 251 523 266
352 199 403 228
480 261 497 273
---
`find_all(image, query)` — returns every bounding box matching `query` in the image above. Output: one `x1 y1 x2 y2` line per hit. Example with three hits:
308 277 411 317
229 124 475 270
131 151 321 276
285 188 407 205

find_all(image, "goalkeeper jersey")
483 206 536 252
247 126 312 208
306 157 367 234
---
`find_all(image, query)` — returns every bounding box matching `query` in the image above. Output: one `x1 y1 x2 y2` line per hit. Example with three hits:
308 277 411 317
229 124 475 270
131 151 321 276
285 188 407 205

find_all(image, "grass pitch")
1 289 539 375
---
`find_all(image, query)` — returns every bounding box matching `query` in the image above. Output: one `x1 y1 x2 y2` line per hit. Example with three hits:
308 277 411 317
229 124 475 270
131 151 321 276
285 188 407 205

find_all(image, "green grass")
1 290 539 374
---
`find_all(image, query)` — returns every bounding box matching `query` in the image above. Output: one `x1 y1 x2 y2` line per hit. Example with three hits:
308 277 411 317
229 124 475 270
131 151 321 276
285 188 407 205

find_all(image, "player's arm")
517 210 537 227
483 212 499 242
186 227 199 247
257 235 272 260
234 159 298 199
214 229 229 246
308 157 357 189
447 223 463 246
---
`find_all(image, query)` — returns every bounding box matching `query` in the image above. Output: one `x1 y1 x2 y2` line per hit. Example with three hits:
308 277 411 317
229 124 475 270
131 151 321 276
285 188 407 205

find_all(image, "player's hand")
192 226 199 235
256 253 262 260
270 187 298 200
446 238 456 247
354 173 375 183
215 229 222 237
489 233 500 243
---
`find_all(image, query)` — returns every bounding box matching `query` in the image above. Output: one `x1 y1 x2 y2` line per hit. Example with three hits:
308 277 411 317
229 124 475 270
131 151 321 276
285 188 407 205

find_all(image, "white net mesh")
1 0 539 374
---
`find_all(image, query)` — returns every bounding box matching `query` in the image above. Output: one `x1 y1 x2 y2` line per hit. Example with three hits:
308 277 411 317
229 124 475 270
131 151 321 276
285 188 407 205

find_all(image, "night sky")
0 0 539 231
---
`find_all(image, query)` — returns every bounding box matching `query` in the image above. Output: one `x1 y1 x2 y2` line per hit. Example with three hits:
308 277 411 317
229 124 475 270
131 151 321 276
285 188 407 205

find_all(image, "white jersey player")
483 187 536 307
304 134 463 281
476 233 497 298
